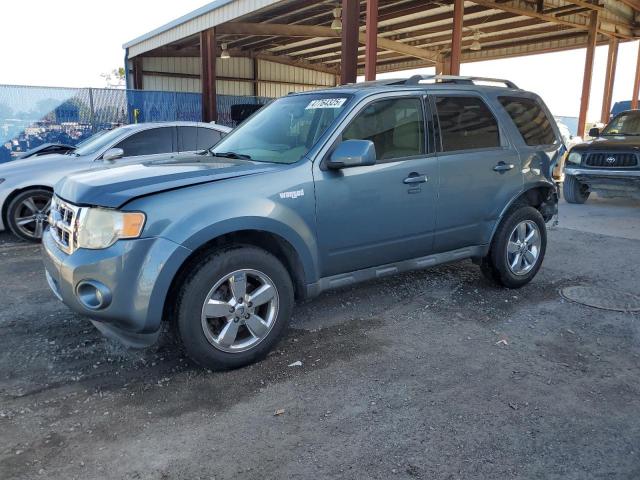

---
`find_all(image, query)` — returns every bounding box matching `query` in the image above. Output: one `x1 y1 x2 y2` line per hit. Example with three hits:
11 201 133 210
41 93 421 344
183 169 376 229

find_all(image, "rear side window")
434 96 500 152
115 127 174 157
342 97 425 161
197 128 223 150
177 127 198 152
499 97 557 146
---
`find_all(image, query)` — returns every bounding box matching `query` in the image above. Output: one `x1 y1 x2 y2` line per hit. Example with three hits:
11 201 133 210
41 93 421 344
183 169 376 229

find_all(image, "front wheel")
6 188 52 242
563 175 590 204
480 206 547 289
176 246 294 370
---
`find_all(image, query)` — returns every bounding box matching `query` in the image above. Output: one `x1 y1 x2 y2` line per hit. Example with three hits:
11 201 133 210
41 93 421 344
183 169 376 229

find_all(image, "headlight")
566 151 582 165
76 208 145 249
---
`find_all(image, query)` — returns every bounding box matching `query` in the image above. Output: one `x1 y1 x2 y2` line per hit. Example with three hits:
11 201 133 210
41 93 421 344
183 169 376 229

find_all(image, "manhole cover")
560 286 640 312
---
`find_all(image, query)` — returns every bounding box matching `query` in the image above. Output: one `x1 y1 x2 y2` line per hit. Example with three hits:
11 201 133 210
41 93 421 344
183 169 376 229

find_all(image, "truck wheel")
480 206 547 289
563 175 589 204
176 245 294 370
6 188 52 242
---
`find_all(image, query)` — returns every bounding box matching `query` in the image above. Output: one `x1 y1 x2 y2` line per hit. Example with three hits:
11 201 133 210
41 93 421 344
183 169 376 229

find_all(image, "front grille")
48 196 81 254
584 152 638 168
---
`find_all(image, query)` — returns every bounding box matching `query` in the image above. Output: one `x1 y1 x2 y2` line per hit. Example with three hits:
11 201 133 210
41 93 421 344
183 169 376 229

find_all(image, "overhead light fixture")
221 43 230 59
331 7 342 30
470 30 482 51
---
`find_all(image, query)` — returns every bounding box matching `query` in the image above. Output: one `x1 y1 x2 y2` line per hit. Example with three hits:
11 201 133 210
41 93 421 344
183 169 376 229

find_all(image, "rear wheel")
563 175 590 204
480 206 547 288
176 246 294 370
6 188 52 242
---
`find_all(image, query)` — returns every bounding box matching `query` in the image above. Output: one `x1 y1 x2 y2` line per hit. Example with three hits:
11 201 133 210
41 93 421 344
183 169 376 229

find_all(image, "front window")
211 93 352 164
74 127 133 156
602 111 640 136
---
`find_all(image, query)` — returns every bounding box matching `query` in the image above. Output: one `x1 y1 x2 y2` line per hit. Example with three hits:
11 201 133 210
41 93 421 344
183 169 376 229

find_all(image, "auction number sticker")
305 98 347 109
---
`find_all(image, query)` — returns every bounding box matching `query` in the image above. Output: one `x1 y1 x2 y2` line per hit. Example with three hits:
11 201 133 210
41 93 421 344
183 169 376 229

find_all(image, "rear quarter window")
499 97 557 146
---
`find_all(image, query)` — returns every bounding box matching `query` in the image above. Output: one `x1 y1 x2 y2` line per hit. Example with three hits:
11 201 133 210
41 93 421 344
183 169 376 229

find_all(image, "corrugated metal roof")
123 0 234 49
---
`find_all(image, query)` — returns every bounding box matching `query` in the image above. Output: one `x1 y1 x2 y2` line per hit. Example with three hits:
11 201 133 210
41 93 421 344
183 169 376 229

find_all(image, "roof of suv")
293 75 524 97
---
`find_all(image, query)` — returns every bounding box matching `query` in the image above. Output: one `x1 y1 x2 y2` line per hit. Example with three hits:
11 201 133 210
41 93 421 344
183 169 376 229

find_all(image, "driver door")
313 95 438 277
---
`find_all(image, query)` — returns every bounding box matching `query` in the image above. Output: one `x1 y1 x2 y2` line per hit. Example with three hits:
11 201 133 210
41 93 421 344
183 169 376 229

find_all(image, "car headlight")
76 208 146 249
566 151 582 165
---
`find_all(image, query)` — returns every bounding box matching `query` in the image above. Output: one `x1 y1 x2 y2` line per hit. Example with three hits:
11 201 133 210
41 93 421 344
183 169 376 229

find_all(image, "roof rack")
404 75 519 89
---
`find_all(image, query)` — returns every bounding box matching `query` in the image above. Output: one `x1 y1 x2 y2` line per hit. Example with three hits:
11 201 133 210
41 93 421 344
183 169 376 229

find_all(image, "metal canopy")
125 0 640 75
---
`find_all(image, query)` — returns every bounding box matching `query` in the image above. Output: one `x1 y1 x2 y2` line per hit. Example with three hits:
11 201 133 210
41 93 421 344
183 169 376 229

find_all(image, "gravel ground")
0 196 639 479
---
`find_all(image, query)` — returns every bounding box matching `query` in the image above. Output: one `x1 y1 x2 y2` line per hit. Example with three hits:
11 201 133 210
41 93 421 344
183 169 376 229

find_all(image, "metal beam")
365 0 378 81
578 11 598 137
341 0 360 84
601 37 619 123
450 0 464 75
633 41 640 110
200 28 217 123
132 57 144 89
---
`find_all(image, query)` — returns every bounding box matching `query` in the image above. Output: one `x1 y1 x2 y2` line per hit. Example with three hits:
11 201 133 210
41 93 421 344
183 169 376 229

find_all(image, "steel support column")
632 41 640 110
601 37 619 123
578 11 598 137
201 27 217 123
364 0 378 81
132 57 143 90
449 0 464 76
341 0 360 85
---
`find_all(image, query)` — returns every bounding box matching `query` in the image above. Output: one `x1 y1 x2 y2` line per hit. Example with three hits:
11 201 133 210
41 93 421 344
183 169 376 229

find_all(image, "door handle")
493 162 515 172
403 173 428 184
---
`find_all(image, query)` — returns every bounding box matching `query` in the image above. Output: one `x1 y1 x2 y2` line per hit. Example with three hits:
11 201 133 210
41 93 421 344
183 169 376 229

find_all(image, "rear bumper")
42 230 191 347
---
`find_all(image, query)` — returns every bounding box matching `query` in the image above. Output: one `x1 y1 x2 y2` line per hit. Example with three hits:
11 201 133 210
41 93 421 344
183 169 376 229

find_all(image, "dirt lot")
1 196 639 480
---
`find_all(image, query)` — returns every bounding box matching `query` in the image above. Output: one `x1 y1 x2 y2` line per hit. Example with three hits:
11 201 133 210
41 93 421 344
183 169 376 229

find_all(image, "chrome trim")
48 196 82 254
565 168 640 177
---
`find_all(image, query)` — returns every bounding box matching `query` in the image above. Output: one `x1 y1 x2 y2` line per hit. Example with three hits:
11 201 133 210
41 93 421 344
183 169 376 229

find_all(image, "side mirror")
103 148 124 161
326 140 376 169
588 127 600 138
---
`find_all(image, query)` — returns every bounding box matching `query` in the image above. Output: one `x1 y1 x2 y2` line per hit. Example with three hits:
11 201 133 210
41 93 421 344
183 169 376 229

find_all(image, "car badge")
606 156 616 165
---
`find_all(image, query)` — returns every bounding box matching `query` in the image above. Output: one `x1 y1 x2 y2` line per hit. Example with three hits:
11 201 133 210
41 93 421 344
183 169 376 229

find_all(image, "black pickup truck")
564 110 640 203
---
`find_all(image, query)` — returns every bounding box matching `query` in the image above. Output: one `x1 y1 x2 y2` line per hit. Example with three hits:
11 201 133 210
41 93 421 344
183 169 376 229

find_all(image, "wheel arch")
489 183 557 245
162 228 310 328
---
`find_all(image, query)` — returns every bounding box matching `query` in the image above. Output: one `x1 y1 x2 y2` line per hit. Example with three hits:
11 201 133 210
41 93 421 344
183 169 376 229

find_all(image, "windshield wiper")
210 151 252 160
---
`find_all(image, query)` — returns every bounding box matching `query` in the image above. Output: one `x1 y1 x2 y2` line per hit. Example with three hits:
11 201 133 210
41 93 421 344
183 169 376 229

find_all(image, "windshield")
74 127 132 156
211 93 352 164
602 111 640 136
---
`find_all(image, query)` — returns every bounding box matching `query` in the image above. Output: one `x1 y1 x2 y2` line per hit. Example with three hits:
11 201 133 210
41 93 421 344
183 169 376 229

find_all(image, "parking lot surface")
1 196 639 479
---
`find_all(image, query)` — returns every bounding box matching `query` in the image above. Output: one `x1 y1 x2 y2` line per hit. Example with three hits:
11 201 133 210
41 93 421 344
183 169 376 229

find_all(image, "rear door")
314 94 439 276
430 93 522 252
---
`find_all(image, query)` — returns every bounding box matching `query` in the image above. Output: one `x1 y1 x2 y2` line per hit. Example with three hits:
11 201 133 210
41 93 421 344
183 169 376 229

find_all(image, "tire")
6 188 52 242
563 175 589 204
176 245 294 370
480 206 547 289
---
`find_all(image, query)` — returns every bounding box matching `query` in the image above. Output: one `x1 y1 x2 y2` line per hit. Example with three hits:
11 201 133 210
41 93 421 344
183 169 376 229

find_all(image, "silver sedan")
0 121 231 241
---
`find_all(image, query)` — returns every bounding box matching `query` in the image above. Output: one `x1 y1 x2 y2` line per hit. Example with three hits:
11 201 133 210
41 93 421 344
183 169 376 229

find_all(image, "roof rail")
404 75 519 89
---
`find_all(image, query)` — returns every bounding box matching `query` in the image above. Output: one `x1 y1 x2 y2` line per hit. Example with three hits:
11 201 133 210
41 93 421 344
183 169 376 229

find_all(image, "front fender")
126 169 319 284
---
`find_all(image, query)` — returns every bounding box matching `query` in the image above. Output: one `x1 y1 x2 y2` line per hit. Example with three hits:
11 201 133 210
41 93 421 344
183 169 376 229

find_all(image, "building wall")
130 56 335 98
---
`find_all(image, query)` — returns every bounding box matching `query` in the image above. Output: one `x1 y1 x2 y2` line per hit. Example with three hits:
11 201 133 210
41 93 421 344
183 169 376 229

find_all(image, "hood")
573 135 640 152
0 153 80 175
55 155 283 208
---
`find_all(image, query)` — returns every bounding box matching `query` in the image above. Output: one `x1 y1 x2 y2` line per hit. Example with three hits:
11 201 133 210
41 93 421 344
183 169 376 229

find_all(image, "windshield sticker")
305 98 347 110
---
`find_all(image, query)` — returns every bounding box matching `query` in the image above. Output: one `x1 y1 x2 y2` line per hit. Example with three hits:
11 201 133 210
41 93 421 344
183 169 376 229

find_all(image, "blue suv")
42 76 561 370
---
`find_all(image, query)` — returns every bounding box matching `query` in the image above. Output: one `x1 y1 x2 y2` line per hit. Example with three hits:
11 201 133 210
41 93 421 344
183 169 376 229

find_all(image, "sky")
0 0 637 119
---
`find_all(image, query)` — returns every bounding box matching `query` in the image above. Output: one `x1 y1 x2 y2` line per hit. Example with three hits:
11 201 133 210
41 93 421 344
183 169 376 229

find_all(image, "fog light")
76 280 112 310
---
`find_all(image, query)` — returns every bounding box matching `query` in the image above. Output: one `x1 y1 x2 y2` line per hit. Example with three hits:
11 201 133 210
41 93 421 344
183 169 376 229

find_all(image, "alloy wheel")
200 269 279 353
13 193 52 240
506 220 541 276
